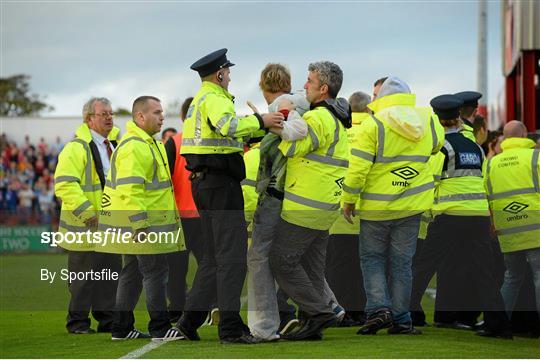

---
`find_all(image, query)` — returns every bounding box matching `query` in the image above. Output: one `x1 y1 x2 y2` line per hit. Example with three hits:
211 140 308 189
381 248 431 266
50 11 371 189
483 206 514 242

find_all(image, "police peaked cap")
430 94 464 120
190 48 235 77
453 91 482 107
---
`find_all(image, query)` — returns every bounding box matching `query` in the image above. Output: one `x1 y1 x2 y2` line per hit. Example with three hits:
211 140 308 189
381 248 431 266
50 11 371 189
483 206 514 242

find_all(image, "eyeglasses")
89 112 115 118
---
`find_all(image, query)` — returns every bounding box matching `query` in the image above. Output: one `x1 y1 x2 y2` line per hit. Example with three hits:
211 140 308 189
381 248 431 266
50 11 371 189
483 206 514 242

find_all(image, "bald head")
503 120 528 139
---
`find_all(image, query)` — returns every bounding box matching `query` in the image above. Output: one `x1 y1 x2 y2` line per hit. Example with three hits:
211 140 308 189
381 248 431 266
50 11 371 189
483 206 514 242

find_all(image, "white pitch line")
119 340 167 359
120 297 250 358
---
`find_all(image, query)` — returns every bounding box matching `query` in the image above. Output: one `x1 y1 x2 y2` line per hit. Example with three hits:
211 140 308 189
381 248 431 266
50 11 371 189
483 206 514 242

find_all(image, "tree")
115 107 131 116
0 74 54 116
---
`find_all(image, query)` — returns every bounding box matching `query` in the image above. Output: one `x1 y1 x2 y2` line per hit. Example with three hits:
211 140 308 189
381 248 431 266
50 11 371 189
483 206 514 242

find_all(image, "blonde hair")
259 63 291 93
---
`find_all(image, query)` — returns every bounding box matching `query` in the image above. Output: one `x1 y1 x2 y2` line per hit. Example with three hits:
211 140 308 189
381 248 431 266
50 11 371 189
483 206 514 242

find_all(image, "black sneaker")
68 328 96 335
357 309 392 335
281 314 337 341
279 318 301 335
175 322 200 341
111 329 151 340
475 329 513 340
220 333 259 344
387 323 422 335
152 327 185 341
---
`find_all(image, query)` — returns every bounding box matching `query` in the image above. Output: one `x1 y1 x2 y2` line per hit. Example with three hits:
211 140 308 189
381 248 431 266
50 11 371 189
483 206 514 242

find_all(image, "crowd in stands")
0 133 64 224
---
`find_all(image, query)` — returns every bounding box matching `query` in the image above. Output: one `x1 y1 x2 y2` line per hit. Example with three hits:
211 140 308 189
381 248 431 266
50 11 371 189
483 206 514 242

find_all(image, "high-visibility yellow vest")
97 121 185 255
342 93 445 221
242 145 260 224
278 105 349 231
460 123 476 143
180 81 265 155
54 123 120 251
484 137 540 253
431 130 489 216
330 112 369 235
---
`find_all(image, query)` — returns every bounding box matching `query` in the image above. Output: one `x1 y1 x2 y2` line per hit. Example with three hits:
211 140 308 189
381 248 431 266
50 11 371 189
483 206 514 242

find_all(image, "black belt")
266 187 284 200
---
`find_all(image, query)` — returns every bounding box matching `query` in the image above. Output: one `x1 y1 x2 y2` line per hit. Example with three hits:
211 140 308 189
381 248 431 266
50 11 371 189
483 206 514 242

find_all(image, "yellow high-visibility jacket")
278 104 349 231
54 123 120 251
97 121 185 254
342 93 444 221
484 137 540 253
181 81 265 155
242 145 260 224
330 112 369 235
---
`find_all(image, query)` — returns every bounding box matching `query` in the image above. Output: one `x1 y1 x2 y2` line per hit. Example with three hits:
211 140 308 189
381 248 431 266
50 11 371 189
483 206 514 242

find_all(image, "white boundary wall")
1 116 184 146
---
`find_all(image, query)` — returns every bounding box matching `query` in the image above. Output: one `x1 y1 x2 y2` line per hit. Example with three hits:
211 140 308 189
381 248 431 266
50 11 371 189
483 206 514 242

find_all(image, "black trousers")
113 254 171 337
66 251 122 332
179 174 249 339
325 234 365 313
166 217 205 319
432 215 510 332
410 222 453 325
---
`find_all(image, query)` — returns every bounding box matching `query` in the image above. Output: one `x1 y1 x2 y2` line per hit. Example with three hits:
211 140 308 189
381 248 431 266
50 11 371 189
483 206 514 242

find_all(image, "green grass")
1 254 539 359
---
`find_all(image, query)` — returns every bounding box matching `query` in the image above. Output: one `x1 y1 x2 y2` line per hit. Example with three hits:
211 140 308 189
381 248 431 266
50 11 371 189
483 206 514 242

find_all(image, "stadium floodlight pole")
477 0 488 118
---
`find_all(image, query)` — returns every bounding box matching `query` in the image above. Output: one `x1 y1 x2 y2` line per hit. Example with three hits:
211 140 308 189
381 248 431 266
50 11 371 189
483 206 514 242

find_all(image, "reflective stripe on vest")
370 114 437 164
434 192 486 204
107 137 171 191
60 138 102 192
497 223 540 236
361 181 434 201
284 191 340 211
441 141 483 179
241 178 257 187
485 149 540 201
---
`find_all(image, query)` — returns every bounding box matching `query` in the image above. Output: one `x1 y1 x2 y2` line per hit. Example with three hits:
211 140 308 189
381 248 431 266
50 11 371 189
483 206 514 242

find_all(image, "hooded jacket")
278 97 351 230
342 76 445 221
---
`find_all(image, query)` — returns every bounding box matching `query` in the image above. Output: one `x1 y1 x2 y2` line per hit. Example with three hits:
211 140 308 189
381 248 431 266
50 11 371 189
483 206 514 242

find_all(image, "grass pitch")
1 254 538 358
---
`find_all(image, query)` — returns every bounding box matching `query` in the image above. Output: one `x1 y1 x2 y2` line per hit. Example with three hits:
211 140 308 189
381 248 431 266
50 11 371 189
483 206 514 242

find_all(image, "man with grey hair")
54 97 122 334
269 61 351 340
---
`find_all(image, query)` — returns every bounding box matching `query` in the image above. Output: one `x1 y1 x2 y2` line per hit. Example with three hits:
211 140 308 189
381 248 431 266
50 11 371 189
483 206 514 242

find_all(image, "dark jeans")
113 254 171 337
326 234 365 312
66 251 121 332
269 218 333 317
179 174 249 339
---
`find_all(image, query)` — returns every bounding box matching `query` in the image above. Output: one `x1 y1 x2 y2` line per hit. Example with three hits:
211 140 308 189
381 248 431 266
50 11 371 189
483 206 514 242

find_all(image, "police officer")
174 48 284 344
424 94 512 339
454 91 482 143
54 97 122 334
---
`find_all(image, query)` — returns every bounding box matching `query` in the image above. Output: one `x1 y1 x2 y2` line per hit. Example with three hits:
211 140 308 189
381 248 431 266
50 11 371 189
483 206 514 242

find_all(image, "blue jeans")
359 214 421 324
500 247 540 317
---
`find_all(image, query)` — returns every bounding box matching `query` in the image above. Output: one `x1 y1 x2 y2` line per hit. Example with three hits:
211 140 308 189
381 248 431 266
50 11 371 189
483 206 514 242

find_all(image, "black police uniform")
175 49 255 342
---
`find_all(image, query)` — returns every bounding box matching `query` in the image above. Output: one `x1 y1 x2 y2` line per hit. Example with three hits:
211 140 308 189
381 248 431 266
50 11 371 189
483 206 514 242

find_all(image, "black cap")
453 91 482 107
190 48 235 77
430 94 464 120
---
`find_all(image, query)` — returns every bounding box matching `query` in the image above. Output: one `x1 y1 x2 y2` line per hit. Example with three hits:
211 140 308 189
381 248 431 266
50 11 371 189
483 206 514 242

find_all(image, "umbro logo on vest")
391 166 419 180
503 201 529 215
335 177 344 189
101 193 111 208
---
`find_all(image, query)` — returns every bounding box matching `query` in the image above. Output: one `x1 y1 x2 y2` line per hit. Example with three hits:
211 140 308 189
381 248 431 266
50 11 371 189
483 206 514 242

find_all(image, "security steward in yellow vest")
326 92 371 326
422 94 512 339
54 97 122 334
342 77 445 335
174 49 284 344
484 121 540 318
268 61 350 341
98 96 185 341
